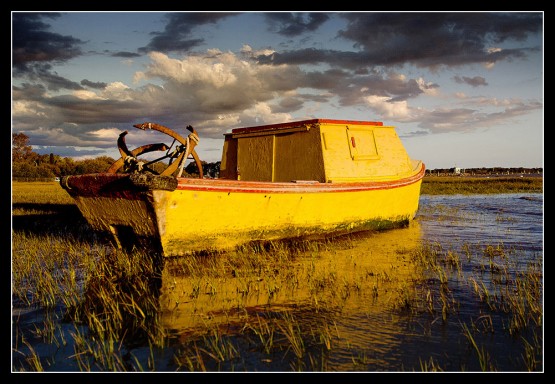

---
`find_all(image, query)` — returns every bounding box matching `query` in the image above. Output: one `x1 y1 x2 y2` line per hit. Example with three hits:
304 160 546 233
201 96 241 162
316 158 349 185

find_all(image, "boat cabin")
219 118 416 183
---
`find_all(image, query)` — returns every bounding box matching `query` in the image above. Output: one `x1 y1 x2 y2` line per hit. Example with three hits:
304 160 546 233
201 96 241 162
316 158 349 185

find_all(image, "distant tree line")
12 133 114 179
425 167 543 176
11 132 213 180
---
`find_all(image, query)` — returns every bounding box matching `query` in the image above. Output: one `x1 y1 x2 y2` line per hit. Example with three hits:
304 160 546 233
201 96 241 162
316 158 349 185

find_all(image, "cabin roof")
229 119 384 136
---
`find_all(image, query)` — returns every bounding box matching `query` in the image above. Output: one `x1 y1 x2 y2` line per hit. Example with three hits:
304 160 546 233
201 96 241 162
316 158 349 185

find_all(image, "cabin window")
346 127 379 160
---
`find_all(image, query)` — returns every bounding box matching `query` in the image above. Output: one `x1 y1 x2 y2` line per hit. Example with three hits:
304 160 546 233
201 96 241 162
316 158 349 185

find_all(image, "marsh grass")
11 181 543 372
421 176 543 195
408 240 542 371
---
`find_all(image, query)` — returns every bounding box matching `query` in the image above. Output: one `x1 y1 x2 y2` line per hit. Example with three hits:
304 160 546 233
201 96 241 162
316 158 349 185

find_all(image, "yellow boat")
60 119 425 257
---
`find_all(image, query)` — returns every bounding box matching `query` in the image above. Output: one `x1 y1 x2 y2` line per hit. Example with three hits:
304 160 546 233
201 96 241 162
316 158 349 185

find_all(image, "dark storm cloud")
257 12 541 70
81 79 108 89
336 12 542 68
274 97 305 113
44 95 144 125
139 12 240 54
23 63 84 91
453 75 488 87
12 13 85 72
13 83 48 101
255 48 368 69
388 79 430 102
13 80 137 129
111 51 142 58
301 68 350 90
41 72 84 91
300 93 332 103
264 13 330 37
12 13 88 93
298 69 434 106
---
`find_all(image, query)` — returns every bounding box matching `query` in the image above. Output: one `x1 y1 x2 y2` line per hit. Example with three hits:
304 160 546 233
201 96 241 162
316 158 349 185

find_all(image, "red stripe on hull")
176 165 425 194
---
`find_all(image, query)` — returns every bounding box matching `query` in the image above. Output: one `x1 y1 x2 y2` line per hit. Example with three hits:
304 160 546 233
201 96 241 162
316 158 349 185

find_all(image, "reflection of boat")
158 221 423 337
60 119 425 257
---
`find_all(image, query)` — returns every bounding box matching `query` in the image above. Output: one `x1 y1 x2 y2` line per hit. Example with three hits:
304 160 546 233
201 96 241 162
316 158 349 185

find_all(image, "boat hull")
61 163 424 257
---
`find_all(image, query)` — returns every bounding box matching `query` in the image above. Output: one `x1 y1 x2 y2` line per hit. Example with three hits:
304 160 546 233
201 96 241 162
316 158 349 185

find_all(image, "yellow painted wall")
238 135 274 181
219 136 238 179
220 121 416 183
272 128 325 182
221 124 326 182
321 123 414 182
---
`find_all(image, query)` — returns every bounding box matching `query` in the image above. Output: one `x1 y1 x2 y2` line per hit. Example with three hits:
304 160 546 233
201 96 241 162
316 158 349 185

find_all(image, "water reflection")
158 222 424 370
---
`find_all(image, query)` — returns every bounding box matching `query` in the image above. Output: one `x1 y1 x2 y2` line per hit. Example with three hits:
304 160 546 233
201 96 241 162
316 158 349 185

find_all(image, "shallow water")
392 193 543 371
157 193 544 372
418 193 543 254
12 193 544 372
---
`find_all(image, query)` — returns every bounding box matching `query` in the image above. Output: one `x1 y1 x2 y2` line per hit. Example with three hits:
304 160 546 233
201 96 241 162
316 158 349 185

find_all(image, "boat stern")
60 173 176 254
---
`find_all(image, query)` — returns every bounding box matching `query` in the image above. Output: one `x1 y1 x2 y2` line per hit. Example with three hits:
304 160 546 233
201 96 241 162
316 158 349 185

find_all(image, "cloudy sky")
11 11 543 169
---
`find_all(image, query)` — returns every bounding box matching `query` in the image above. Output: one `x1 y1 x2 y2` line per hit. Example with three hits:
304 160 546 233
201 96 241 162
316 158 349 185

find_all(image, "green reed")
410 241 542 371
461 322 494 372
